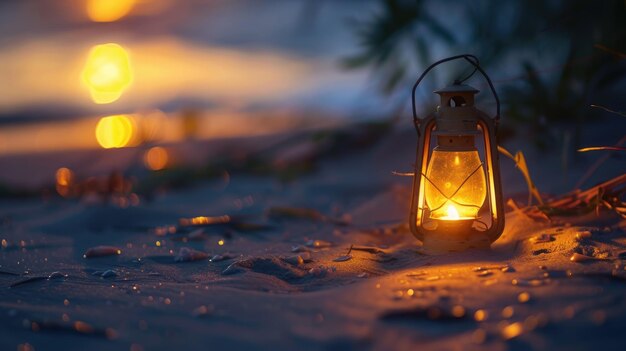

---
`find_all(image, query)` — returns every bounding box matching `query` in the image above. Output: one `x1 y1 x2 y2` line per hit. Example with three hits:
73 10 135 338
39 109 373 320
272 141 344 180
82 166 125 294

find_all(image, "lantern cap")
434 83 479 95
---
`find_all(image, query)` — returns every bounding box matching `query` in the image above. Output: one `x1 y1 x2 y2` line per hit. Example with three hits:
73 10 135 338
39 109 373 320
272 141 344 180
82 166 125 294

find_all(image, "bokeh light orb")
95 115 135 149
81 43 133 104
144 146 169 171
86 0 136 22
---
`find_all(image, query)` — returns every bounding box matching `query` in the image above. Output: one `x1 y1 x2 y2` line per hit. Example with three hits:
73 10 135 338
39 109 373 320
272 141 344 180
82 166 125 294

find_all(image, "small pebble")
529 233 554 244
570 252 603 263
83 246 122 258
101 270 117 278
47 272 67 280
333 255 352 262
291 245 310 253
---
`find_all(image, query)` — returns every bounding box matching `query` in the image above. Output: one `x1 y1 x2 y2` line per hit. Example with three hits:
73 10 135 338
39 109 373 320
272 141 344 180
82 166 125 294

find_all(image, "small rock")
576 231 592 240
83 246 122 258
305 240 333 248
570 252 604 263
101 270 118 278
333 255 352 262
529 233 554 244
309 265 334 277
47 272 67 280
291 245 310 253
284 255 304 265
477 271 493 277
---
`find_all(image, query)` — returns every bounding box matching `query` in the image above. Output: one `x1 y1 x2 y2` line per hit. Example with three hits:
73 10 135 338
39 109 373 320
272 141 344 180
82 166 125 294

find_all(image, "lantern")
409 55 504 250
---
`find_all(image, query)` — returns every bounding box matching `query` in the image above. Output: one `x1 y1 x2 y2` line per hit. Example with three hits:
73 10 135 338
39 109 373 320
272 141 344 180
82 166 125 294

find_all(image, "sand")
1 123 626 351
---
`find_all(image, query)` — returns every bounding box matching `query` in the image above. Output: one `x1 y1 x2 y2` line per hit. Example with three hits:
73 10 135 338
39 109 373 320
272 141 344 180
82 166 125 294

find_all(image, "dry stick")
549 173 626 208
574 135 626 190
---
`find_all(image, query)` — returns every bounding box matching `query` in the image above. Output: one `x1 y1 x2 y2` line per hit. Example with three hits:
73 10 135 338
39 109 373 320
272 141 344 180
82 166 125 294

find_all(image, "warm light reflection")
86 0 136 22
425 149 486 219
95 115 135 149
144 146 169 171
81 43 133 104
55 167 74 197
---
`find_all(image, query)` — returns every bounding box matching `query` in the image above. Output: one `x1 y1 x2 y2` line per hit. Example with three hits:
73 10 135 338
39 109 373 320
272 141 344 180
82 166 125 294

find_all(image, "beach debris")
284 255 304 265
92 270 118 278
284 252 312 265
209 253 234 262
47 272 67 280
380 305 468 322
473 265 511 272
83 246 122 258
529 233 554 244
351 246 387 254
291 245 311 253
333 255 352 262
192 305 214 317
305 239 333 248
575 230 593 240
308 265 335 277
221 262 245 275
179 215 231 227
174 247 209 262
570 252 608 263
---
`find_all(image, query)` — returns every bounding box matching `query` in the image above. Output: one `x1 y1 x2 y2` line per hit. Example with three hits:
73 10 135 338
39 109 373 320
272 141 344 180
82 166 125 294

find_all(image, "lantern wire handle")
411 54 501 135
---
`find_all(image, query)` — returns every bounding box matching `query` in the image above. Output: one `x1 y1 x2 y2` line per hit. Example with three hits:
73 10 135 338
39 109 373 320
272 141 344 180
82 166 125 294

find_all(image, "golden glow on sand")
144 146 169 171
82 43 133 104
95 115 135 149
86 0 136 22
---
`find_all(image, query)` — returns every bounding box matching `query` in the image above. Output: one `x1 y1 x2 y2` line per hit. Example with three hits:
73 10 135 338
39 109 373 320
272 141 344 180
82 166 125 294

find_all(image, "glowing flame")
95 115 135 149
86 0 136 22
144 146 169 171
81 43 133 104
445 205 460 220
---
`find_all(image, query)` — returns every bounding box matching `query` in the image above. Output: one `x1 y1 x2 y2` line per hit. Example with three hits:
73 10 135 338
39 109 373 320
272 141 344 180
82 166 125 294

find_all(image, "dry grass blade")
578 146 626 152
498 146 544 206
541 173 626 217
590 103 626 118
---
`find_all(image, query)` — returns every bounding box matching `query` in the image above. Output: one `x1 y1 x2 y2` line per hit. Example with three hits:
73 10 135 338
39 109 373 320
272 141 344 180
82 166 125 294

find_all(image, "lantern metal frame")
408 55 505 245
